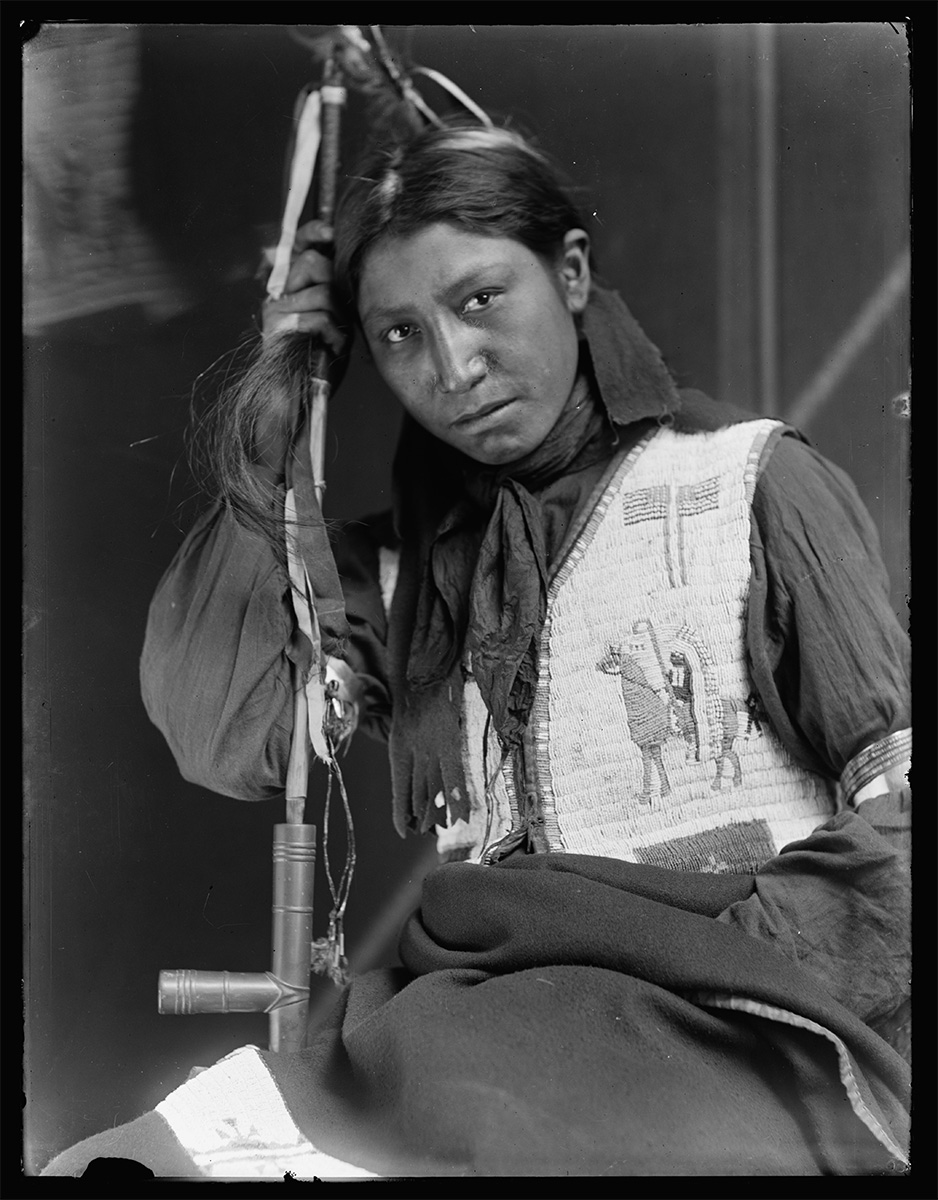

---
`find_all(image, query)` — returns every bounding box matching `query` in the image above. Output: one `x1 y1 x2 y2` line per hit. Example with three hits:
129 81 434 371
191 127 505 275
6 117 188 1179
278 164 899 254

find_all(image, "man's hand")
251 220 351 485
261 219 349 358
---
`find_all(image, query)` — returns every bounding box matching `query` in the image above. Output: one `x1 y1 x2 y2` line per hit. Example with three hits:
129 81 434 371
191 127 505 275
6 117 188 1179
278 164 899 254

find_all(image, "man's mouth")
453 398 517 427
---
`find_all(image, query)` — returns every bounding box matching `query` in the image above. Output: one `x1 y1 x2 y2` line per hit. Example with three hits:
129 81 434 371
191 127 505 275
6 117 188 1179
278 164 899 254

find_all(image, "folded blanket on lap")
42 811 910 1178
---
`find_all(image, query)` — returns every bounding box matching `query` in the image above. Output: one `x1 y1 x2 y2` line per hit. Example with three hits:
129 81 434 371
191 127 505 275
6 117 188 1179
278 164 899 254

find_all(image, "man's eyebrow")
360 301 406 328
434 264 511 304
361 263 513 327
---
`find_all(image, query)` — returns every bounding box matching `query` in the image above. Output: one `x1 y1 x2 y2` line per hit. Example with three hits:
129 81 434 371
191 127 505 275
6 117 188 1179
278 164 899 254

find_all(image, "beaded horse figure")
599 626 764 803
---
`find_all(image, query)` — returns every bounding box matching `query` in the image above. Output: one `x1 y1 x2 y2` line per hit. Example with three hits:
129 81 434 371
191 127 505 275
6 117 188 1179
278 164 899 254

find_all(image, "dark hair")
200 121 592 561
334 123 594 315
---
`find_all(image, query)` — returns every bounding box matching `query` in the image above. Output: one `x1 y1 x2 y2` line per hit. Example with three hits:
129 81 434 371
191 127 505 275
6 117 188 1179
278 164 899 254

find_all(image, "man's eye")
385 324 414 345
463 291 495 313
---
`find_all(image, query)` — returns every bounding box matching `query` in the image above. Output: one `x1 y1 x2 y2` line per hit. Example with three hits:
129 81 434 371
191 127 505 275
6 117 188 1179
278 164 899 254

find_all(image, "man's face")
357 223 591 466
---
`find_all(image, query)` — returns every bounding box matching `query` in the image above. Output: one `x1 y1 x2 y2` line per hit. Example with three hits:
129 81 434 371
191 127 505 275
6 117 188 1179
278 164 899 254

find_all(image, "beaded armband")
840 728 912 807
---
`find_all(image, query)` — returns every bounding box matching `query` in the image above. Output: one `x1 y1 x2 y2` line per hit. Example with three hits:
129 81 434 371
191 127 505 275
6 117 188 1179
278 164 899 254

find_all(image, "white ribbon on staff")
266 89 322 302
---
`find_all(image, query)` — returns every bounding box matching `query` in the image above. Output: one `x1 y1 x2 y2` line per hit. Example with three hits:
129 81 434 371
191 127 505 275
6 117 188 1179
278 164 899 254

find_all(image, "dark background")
23 23 909 1173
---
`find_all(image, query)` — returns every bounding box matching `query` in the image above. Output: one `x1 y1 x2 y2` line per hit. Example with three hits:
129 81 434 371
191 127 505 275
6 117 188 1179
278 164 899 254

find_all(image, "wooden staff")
159 42 349 1054
284 47 346 827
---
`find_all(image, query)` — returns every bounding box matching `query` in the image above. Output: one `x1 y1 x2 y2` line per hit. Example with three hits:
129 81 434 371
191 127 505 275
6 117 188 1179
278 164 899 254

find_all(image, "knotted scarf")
407 374 610 748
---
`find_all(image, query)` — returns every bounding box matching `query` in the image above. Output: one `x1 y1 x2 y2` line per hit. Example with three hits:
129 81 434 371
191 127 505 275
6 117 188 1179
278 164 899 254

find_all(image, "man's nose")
432 325 487 395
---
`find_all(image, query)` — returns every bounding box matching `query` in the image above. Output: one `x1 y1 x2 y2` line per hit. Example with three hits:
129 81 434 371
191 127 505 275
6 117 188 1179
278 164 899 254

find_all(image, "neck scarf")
407 373 609 749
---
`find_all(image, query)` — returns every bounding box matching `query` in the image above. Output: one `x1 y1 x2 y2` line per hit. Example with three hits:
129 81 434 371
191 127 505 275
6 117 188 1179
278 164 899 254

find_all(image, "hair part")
333 123 594 317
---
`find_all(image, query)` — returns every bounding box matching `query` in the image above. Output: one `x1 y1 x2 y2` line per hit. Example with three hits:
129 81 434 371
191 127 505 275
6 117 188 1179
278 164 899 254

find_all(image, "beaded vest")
436 420 836 871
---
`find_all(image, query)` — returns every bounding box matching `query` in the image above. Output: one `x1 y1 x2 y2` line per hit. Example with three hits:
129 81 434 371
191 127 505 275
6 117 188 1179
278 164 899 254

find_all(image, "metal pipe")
158 970 307 1015
269 823 316 1053
157 823 316 1053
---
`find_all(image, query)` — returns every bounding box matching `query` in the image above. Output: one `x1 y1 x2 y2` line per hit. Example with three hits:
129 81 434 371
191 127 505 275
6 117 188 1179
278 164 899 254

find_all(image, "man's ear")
558 229 592 314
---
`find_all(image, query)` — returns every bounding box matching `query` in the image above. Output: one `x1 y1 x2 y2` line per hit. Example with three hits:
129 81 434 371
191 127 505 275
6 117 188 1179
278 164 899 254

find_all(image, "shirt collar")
580 281 681 431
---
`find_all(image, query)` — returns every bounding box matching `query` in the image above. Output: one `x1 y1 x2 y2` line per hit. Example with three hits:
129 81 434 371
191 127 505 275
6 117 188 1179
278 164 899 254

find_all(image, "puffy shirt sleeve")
747 431 911 820
732 433 911 1060
140 503 394 800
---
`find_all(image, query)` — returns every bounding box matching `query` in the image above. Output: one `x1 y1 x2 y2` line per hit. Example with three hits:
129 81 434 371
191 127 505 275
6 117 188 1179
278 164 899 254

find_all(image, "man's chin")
455 429 548 468
463 444 534 468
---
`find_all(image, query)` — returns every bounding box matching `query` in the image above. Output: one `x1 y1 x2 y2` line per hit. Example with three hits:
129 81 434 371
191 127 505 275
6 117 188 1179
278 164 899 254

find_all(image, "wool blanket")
43 812 910 1178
